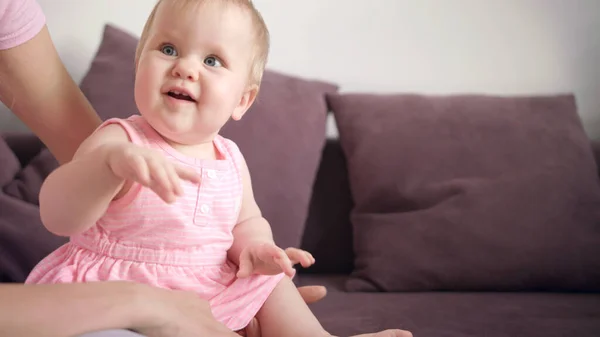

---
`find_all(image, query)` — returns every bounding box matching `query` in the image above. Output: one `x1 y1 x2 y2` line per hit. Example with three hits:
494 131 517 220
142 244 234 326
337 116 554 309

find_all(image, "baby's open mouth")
167 90 195 102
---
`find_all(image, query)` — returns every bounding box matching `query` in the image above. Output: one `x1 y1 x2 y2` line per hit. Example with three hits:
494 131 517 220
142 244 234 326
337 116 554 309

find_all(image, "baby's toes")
373 329 413 337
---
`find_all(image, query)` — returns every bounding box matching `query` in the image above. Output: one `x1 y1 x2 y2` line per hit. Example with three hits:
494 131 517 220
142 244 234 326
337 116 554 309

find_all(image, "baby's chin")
142 113 216 143
157 126 215 147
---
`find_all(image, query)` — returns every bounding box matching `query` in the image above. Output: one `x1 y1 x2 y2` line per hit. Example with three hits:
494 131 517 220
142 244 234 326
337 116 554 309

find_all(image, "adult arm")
0 281 241 337
0 282 140 337
0 25 101 164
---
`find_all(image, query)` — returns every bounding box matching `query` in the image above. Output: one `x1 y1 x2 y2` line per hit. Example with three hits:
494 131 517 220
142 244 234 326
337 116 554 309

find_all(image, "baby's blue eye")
204 56 222 67
161 44 177 56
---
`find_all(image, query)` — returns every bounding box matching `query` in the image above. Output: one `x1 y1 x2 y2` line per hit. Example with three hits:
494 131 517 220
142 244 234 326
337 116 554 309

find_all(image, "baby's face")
134 1 257 145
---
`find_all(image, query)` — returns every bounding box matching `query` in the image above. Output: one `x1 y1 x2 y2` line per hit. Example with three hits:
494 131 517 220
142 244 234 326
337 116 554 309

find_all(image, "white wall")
2 0 599 139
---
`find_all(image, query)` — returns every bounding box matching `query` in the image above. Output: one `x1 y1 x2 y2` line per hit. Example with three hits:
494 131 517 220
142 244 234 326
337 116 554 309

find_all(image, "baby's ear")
232 84 258 121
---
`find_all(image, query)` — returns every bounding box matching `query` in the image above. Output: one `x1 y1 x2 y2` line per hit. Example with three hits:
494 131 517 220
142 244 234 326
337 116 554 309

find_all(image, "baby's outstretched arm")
39 124 130 236
39 124 200 237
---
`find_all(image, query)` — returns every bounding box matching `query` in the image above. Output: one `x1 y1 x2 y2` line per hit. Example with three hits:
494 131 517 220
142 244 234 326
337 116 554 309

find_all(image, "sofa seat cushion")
298 275 600 337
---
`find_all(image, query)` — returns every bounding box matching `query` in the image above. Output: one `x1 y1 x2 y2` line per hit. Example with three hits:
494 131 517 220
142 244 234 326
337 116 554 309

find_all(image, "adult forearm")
39 145 124 236
0 282 141 337
0 26 101 164
228 216 275 265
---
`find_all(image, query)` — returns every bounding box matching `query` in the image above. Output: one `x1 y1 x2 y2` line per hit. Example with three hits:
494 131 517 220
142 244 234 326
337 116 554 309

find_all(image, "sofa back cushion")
300 140 355 274
328 92 600 292
0 134 64 282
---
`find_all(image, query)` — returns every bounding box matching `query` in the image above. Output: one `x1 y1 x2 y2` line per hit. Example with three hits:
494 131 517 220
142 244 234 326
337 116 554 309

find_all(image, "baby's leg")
255 277 411 337
256 276 328 337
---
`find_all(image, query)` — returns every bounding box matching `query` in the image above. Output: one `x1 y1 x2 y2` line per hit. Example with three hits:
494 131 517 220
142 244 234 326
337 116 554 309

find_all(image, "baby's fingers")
128 154 151 186
174 164 201 184
147 159 177 203
285 248 315 268
272 248 295 277
165 164 184 197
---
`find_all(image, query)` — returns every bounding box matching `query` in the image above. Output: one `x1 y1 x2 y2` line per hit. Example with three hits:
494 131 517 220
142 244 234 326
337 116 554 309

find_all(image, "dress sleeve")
0 0 45 50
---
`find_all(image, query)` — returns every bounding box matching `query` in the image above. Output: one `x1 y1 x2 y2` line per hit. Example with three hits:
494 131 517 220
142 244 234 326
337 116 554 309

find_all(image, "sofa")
1 24 600 337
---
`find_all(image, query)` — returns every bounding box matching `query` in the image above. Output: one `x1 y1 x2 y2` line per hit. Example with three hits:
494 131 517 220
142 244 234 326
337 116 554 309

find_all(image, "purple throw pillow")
0 134 64 282
329 92 600 292
79 24 338 249
79 25 138 121
0 136 20 187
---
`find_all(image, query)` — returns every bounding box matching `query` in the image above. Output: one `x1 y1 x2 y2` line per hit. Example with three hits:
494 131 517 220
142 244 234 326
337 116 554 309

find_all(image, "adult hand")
297 284 327 304
135 284 326 337
133 285 239 337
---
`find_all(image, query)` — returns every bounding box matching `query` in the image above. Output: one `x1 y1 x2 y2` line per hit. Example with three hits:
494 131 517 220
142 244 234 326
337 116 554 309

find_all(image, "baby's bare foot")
352 329 413 337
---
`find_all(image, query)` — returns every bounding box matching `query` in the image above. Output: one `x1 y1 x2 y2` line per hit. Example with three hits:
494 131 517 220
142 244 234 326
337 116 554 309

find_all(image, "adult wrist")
126 282 165 331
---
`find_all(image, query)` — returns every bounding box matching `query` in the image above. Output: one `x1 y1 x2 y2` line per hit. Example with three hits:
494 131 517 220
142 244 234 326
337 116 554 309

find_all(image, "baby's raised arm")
39 123 201 237
38 125 130 236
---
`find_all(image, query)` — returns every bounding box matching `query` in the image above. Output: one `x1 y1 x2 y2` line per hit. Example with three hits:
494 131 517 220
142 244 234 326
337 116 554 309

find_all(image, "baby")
25 0 409 336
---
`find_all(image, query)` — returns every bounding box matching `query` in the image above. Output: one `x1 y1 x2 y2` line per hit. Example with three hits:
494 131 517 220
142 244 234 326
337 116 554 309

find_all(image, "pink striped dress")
25 115 284 331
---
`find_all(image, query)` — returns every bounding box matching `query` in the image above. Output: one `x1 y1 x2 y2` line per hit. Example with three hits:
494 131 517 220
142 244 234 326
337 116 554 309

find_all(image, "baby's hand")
237 242 315 278
105 143 201 203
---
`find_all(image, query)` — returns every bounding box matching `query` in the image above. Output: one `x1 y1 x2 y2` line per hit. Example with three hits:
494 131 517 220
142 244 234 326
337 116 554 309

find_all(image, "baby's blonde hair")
135 0 270 86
